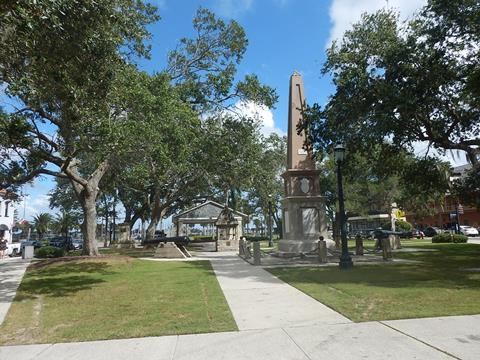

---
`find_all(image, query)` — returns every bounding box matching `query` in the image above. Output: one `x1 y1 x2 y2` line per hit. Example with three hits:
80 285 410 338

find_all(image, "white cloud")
412 141 470 167
15 194 53 222
234 100 284 137
213 0 254 18
327 0 426 47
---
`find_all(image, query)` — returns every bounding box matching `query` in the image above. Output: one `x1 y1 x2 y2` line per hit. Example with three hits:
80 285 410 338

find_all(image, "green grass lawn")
0 257 236 345
268 242 480 322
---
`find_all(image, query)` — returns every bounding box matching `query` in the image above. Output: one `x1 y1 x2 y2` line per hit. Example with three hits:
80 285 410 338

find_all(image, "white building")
0 189 15 243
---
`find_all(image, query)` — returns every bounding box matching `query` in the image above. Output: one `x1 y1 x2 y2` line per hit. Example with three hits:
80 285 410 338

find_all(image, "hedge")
35 246 65 258
381 219 413 232
432 233 468 243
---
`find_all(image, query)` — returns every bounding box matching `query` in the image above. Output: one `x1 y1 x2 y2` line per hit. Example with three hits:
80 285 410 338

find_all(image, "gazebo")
172 200 248 251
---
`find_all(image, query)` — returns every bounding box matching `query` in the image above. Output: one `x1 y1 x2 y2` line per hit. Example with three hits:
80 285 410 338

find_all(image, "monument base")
217 239 239 252
278 239 318 254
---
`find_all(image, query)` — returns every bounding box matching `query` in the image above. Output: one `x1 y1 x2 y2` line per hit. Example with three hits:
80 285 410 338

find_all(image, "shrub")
432 233 468 243
244 236 267 242
190 235 215 242
381 220 413 232
395 220 413 232
35 246 65 258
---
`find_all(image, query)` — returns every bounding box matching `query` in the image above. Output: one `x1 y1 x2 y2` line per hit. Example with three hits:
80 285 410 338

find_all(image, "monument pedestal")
278 195 327 254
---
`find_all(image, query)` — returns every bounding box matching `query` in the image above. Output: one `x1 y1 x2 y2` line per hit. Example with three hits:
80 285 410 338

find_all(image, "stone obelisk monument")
278 72 327 254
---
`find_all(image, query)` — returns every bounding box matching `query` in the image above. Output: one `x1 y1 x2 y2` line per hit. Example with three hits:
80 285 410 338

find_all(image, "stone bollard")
355 235 364 256
381 238 392 260
388 234 401 250
317 239 327 263
239 237 245 257
253 241 261 265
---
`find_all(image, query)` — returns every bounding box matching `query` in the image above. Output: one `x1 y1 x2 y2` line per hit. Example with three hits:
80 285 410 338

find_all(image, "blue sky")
16 0 450 221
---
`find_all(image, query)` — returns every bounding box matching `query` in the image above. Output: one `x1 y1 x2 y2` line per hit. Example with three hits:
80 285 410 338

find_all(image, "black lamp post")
268 194 273 247
334 143 353 269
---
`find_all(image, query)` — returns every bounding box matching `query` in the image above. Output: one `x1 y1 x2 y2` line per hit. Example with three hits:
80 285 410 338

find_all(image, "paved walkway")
1 253 480 359
200 252 350 330
0 257 30 324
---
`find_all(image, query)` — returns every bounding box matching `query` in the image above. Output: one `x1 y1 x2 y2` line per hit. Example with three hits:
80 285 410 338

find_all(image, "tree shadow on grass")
14 261 114 301
30 261 116 278
15 275 106 300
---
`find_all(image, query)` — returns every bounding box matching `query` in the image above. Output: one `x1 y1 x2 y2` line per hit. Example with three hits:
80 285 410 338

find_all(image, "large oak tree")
303 0 479 164
0 1 158 255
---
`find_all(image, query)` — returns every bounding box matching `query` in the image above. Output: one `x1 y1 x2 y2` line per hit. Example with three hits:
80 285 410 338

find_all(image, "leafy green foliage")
432 233 468 243
317 145 450 221
33 213 53 240
0 1 160 255
381 220 413 232
203 115 263 195
35 246 65 258
168 8 277 112
248 133 286 234
302 0 479 165
452 164 480 209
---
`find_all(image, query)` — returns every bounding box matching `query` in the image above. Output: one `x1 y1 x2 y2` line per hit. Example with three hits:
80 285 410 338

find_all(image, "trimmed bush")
432 233 468 243
395 220 413 232
381 220 413 232
190 236 215 242
35 246 65 258
244 236 267 242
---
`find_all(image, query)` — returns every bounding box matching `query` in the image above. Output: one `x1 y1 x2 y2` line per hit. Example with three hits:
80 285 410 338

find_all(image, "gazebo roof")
172 200 248 224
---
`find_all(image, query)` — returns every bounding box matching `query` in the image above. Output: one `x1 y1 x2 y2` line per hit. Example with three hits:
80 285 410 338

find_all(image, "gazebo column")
176 220 182 236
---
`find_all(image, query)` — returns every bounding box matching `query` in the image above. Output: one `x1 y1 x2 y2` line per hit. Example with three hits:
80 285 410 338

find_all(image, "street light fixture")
334 143 353 269
268 194 273 247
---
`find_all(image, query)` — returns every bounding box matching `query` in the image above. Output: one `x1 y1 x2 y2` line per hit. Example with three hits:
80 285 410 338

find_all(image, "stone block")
381 238 392 260
355 235 364 256
317 240 327 263
389 234 401 250
253 242 261 265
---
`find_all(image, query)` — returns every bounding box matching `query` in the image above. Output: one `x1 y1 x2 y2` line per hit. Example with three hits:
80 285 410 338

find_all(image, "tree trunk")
146 207 168 240
145 217 158 240
79 189 99 256
67 159 109 256
272 208 282 238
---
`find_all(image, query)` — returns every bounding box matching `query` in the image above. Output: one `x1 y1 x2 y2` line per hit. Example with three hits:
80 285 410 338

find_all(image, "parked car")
459 226 479 237
423 227 443 237
48 236 71 248
72 239 83 250
20 240 43 253
6 242 21 257
407 229 424 239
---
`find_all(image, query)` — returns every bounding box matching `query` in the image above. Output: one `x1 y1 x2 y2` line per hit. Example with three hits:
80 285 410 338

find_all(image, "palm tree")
33 213 53 240
52 212 76 239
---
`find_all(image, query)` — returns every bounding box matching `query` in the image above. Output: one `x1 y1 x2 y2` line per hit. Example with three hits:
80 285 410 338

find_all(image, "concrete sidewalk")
0 256 30 324
3 317 479 360
1 253 479 359
199 251 350 330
